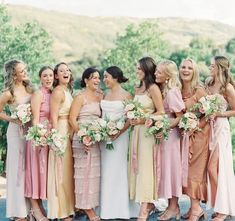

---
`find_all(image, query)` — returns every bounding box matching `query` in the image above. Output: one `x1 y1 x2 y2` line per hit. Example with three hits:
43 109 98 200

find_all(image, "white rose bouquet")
47 129 67 156
11 103 31 124
123 99 145 120
145 114 170 144
179 112 200 132
189 95 223 120
104 116 125 150
26 121 49 147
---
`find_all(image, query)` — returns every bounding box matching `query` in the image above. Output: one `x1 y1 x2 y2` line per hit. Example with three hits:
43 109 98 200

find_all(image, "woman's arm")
31 90 43 126
69 94 84 133
50 88 64 129
149 84 165 115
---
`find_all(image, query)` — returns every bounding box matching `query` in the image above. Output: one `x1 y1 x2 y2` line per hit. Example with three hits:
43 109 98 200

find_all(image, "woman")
69 68 102 221
206 55 235 220
47 62 75 220
179 58 210 221
0 59 33 220
129 57 165 221
155 60 185 220
25 66 54 221
100 66 139 219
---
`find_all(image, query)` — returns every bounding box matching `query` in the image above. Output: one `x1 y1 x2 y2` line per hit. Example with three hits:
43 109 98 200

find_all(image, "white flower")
98 118 107 127
124 103 135 111
94 133 101 142
116 121 125 130
127 111 135 119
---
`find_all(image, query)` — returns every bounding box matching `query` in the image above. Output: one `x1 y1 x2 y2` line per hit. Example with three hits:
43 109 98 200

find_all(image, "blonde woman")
179 58 209 221
47 62 75 220
155 60 185 220
0 59 33 220
206 56 235 220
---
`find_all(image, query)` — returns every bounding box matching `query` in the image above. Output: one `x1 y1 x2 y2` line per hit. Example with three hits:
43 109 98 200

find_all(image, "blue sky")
3 0 235 26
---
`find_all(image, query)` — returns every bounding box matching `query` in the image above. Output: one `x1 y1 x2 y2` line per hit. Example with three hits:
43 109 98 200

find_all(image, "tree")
0 5 55 174
99 21 170 94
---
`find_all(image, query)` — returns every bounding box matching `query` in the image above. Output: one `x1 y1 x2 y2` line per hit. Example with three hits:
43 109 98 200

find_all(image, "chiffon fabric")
6 96 31 218
207 94 235 216
72 101 101 209
129 94 157 202
158 88 185 199
47 90 75 219
100 100 139 219
25 87 50 199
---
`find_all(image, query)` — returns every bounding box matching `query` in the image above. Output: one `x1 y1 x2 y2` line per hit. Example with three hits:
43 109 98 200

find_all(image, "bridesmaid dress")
129 94 157 202
25 87 50 200
72 100 101 209
207 94 235 216
6 96 31 218
47 90 75 219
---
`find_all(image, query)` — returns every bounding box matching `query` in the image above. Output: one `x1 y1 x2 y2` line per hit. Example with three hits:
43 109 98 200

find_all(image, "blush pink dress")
72 101 101 209
158 87 185 199
25 87 50 199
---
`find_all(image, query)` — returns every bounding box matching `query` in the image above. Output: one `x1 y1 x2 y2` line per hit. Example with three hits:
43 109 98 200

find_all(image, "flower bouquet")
104 116 125 150
179 112 200 132
11 103 31 124
145 114 170 144
26 121 49 147
47 129 67 156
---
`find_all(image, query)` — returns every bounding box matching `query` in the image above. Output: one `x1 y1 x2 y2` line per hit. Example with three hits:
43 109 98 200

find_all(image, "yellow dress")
129 94 157 202
47 90 75 219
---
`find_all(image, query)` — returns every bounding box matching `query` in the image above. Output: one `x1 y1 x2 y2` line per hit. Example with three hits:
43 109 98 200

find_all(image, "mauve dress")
25 87 50 199
72 101 101 209
158 87 185 199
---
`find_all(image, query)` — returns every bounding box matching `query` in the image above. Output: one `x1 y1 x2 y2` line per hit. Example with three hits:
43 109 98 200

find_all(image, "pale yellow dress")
129 94 157 202
47 90 75 219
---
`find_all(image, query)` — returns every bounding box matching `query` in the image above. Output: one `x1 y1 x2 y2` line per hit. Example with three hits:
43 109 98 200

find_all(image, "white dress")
99 100 139 219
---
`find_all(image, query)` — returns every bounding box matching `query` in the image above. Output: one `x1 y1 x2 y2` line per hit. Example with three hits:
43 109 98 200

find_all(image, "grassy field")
6 5 235 63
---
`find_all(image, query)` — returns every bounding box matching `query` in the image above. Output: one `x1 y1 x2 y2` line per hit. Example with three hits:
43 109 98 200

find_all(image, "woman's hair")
158 60 181 97
105 66 128 83
138 56 156 91
80 67 99 88
53 62 74 92
179 58 200 92
39 66 53 78
3 59 33 103
207 55 235 94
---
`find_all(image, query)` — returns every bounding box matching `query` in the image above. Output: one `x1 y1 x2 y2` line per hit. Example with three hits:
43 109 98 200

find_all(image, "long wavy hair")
3 59 33 103
158 60 181 98
179 58 201 93
137 56 156 91
53 62 74 92
206 55 235 94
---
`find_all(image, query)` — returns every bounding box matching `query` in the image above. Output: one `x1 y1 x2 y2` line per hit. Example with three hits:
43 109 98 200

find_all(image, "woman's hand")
10 117 22 125
110 131 121 141
129 118 145 126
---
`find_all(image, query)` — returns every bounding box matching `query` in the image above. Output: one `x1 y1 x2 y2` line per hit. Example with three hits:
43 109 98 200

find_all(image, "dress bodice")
134 94 155 115
100 100 124 119
40 87 51 119
78 101 101 123
58 90 73 117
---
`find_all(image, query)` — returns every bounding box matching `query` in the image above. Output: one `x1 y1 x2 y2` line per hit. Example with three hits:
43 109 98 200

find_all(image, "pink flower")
82 136 92 146
145 118 153 128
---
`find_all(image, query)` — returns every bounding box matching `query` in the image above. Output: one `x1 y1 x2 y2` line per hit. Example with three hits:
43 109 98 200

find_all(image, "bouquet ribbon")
209 120 215 151
182 132 189 187
131 126 139 174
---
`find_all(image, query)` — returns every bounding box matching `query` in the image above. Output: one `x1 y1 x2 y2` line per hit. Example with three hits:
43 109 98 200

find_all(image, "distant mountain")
6 5 235 62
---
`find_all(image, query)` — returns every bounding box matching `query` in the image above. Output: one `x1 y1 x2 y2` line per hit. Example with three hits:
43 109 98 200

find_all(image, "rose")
94 133 101 142
82 136 92 146
124 103 135 111
77 128 87 137
108 129 119 135
116 121 124 130
39 137 47 146
107 121 116 130
154 120 164 129
127 111 135 119
98 118 107 127
145 118 153 128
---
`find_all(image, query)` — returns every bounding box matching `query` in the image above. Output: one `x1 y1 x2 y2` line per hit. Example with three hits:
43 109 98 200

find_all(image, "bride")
99 66 139 219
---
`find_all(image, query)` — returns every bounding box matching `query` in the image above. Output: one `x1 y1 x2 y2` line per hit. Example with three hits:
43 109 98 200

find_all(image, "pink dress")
25 87 50 199
158 87 185 199
207 94 235 215
72 101 101 209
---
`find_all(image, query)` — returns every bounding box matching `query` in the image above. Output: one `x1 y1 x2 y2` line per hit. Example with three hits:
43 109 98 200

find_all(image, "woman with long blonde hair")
0 59 33 220
206 55 235 220
179 58 210 221
155 60 185 220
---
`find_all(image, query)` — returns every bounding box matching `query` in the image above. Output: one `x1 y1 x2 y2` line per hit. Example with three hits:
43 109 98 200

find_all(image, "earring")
165 79 169 84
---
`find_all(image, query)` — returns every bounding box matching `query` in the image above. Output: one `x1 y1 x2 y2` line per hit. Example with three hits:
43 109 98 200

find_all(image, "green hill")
6 4 235 63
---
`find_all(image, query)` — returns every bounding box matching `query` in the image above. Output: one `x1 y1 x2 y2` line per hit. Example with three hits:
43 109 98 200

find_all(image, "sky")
3 0 235 26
